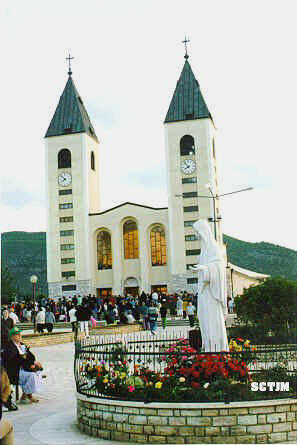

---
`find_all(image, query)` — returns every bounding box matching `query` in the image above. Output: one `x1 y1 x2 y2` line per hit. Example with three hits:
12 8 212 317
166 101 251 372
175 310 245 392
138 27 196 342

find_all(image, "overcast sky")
1 0 297 250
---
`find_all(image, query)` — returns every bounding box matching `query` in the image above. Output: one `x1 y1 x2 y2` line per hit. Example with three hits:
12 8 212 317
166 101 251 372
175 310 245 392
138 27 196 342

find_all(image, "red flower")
237 337 244 342
191 381 200 389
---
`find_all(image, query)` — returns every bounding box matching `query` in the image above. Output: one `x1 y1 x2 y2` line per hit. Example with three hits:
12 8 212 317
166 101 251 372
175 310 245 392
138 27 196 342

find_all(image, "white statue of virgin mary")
189 219 229 352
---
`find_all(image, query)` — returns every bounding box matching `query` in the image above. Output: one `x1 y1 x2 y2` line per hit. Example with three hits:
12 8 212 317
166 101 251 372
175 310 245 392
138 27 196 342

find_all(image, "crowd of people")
1 291 235 337
1 291 200 337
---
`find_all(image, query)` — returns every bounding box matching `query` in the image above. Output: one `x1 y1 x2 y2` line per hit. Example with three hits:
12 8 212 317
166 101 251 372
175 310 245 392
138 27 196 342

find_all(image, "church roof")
89 201 168 216
164 59 211 123
45 75 98 141
229 263 270 279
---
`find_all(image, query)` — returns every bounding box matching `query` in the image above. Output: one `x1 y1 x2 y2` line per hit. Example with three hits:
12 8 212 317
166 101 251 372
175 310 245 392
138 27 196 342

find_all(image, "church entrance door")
151 285 167 294
97 288 112 297
124 277 139 296
124 286 139 296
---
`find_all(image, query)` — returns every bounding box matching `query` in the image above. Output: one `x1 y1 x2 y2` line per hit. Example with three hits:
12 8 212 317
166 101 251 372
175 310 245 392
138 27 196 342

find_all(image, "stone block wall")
77 396 297 444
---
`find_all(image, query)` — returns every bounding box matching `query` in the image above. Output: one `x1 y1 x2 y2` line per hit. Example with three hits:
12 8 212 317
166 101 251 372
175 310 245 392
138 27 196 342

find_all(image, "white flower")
179 377 186 383
203 382 210 389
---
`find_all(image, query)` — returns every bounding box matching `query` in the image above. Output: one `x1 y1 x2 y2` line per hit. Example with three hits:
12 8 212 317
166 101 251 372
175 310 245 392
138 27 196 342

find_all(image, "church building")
45 52 259 298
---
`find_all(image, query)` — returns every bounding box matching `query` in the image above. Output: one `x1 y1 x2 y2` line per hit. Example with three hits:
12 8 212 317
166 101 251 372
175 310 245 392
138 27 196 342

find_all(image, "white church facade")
45 54 263 298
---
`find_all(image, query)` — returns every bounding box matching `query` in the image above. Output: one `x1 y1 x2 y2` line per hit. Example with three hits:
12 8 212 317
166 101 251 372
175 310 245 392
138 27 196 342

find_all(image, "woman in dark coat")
2 327 43 404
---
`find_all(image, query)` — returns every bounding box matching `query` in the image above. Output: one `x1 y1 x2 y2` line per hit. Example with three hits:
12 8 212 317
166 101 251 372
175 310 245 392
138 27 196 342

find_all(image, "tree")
1 266 16 304
234 277 297 337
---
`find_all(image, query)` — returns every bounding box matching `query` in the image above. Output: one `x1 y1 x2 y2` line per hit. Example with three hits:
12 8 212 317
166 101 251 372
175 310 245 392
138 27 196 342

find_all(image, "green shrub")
234 277 297 342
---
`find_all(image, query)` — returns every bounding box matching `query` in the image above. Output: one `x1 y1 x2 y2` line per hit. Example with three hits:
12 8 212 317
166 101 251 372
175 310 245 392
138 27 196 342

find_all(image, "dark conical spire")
164 59 211 123
45 76 98 141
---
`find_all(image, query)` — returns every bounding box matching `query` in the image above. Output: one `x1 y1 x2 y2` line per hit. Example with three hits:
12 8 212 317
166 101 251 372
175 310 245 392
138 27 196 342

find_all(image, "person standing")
186 302 195 328
36 307 46 333
8 308 19 326
139 302 149 330
69 304 77 333
148 304 158 335
75 298 91 338
160 304 167 330
228 298 234 314
1 311 15 358
45 307 55 333
151 291 158 304
182 299 188 319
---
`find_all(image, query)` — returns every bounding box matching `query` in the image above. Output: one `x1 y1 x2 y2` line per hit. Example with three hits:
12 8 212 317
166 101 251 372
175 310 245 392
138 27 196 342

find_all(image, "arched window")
151 226 166 266
58 149 71 168
91 151 95 170
97 231 112 270
123 220 139 259
180 135 195 156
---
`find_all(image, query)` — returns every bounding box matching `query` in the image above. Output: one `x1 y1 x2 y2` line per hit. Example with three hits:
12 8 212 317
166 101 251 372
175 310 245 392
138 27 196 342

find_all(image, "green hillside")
1 231 296 297
223 234 297 281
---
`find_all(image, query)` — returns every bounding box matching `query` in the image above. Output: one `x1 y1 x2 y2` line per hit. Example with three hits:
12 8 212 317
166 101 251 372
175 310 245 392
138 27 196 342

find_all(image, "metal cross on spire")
66 53 74 76
182 36 190 59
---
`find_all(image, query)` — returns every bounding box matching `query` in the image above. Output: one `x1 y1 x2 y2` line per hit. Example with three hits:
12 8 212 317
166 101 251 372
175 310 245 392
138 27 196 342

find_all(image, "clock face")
58 172 72 187
181 159 196 175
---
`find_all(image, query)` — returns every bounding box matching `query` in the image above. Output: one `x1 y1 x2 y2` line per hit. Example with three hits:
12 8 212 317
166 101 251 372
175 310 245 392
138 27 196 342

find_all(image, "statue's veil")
192 219 227 317
192 219 222 265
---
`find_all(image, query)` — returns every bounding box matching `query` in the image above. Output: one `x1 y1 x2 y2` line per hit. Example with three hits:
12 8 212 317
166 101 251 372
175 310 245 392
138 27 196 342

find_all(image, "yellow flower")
236 346 242 352
155 381 163 389
120 372 127 379
244 340 250 347
103 378 109 383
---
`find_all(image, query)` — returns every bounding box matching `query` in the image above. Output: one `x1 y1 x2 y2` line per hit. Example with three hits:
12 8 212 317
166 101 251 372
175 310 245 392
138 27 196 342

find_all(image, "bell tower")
45 63 100 297
164 52 222 293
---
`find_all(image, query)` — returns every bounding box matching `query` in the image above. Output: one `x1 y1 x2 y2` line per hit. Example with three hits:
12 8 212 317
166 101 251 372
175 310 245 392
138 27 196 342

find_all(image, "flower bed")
77 338 297 402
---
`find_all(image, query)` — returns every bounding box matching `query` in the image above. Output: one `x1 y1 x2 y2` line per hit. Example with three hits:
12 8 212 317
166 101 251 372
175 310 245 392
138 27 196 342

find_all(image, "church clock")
181 159 196 175
58 172 72 187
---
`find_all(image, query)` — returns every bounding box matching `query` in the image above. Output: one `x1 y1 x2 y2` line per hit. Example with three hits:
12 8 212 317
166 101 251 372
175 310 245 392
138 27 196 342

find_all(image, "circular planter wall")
77 394 297 443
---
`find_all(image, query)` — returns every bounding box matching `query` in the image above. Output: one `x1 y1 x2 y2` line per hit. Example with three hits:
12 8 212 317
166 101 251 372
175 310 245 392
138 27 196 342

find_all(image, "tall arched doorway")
124 277 139 296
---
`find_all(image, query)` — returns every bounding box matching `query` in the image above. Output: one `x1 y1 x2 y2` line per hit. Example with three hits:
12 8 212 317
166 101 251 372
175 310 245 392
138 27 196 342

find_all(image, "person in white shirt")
151 292 158 303
36 307 46 333
186 302 195 327
68 305 77 333
9 308 19 325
